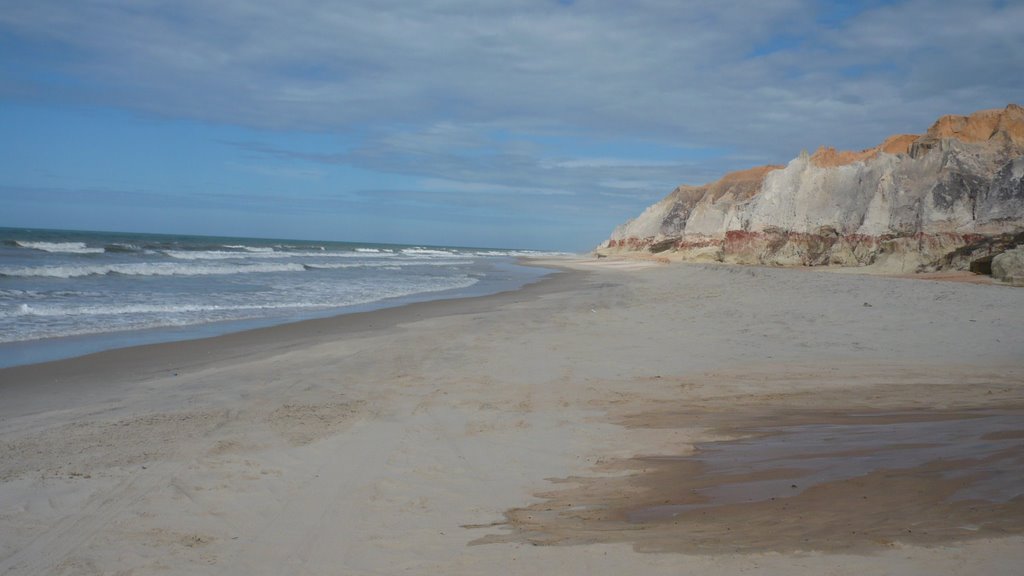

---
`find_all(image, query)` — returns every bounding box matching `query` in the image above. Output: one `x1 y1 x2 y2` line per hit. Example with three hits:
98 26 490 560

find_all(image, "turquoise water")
0 227 566 367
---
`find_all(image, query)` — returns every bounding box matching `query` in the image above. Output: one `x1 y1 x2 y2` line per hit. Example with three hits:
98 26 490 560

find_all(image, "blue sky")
1 0 1022 251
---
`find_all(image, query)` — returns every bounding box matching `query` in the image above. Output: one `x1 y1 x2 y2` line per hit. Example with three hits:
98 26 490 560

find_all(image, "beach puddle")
477 408 1024 553
630 411 1024 522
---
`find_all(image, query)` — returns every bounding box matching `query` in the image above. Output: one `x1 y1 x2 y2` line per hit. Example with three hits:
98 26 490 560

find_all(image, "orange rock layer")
809 104 1024 168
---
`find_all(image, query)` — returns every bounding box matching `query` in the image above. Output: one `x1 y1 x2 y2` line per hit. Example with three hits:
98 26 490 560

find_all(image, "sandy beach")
1 260 1022 575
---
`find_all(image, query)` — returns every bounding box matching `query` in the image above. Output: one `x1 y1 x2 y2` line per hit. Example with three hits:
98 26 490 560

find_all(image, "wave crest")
0 261 307 278
13 241 105 254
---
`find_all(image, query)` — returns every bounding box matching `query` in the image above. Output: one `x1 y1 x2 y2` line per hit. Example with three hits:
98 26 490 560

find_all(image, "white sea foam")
1 230 551 356
102 243 140 253
400 259 474 267
401 248 458 256
12 301 301 317
297 263 362 271
0 261 307 278
163 249 398 260
163 249 280 260
11 278 479 319
303 259 473 270
221 244 275 252
2 254 475 277
0 288 95 300
15 241 104 254
0 275 480 343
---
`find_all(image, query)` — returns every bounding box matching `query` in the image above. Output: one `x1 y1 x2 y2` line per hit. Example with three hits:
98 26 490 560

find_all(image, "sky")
1 0 1022 251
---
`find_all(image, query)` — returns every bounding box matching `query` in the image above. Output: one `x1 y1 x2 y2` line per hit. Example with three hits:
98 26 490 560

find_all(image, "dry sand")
1 259 1022 575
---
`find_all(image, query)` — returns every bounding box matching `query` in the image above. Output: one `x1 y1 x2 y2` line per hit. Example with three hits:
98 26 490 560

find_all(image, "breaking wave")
0 262 308 278
11 241 105 254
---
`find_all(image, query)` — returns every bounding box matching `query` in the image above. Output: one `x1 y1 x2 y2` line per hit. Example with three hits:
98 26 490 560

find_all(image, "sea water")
0 227 569 368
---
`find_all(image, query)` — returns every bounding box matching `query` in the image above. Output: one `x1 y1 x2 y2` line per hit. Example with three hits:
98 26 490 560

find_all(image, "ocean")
0 227 568 368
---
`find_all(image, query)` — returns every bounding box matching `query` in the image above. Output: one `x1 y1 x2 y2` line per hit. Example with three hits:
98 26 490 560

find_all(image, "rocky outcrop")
992 246 1024 286
600 104 1024 273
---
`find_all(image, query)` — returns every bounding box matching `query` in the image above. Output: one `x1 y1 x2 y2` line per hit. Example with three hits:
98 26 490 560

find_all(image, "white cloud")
418 178 574 197
548 158 681 169
1 0 1021 211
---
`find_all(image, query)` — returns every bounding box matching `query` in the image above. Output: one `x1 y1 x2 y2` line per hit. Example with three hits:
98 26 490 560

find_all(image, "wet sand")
1 260 1023 574
480 403 1024 554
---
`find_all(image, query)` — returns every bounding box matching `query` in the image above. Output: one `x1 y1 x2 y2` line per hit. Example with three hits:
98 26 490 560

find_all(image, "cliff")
599 104 1024 274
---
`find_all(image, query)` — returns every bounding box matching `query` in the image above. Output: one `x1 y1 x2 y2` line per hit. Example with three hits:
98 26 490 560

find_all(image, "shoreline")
0 262 579 416
0 257 564 371
2 260 1022 574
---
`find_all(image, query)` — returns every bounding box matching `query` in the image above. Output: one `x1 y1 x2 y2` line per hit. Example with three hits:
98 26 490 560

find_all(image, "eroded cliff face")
600 104 1024 273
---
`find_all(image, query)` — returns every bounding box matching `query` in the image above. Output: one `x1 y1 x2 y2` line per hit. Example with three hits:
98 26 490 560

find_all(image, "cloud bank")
2 0 1022 248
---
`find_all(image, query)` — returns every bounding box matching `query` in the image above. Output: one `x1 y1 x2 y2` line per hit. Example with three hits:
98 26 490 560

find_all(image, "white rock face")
992 246 1024 284
602 105 1024 271
745 154 877 235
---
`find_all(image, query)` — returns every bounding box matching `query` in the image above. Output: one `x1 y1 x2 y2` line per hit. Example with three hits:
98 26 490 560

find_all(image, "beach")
1 259 1022 575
